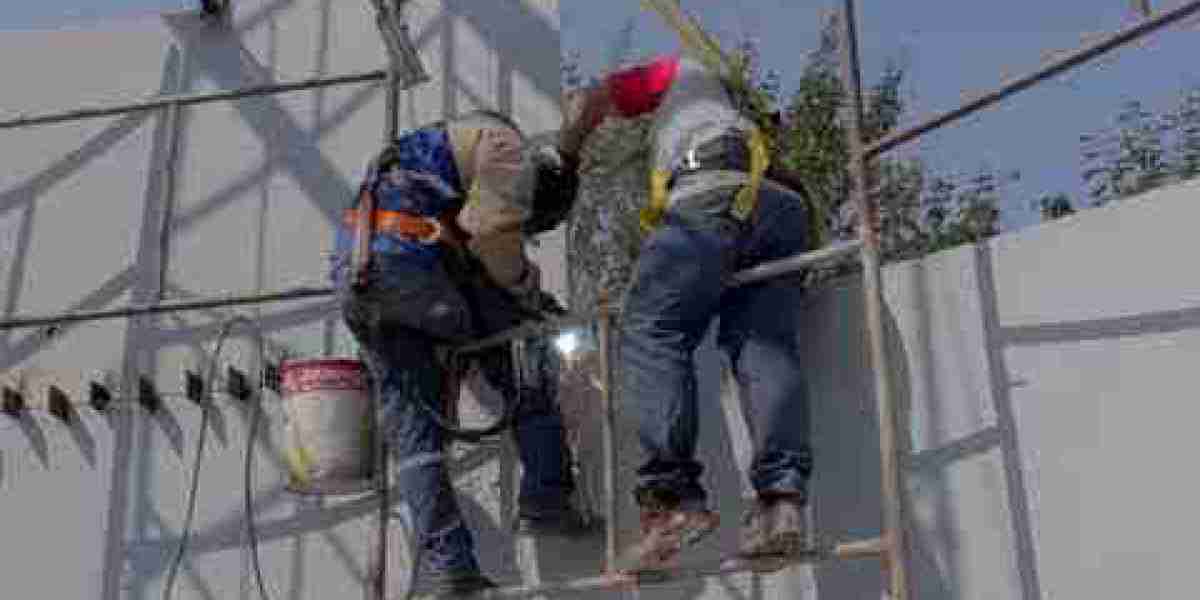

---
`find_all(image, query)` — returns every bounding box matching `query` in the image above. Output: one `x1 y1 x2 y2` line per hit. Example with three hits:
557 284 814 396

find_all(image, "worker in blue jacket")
330 110 584 595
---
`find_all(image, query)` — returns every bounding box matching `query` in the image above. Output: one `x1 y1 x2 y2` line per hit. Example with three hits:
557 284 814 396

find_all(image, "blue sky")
8 1 1200 230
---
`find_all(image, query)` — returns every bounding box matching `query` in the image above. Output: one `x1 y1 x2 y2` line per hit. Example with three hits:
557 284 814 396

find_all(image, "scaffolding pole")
596 295 618 573
865 0 1200 159
0 70 386 131
0 241 857 334
0 286 336 331
4 4 1197 597
457 537 883 598
839 1 911 598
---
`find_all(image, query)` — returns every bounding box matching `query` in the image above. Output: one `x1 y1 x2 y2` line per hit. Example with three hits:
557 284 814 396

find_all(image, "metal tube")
838 2 911 599
0 286 335 331
0 70 386 131
728 240 861 286
865 0 1200 159
453 314 595 355
369 358 390 600
384 69 401 143
464 536 882 598
157 46 188 301
376 0 403 142
597 296 618 574
0 241 856 334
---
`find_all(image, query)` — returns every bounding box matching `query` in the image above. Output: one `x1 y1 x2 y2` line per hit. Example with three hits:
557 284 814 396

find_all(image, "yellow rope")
734 125 770 221
640 168 673 234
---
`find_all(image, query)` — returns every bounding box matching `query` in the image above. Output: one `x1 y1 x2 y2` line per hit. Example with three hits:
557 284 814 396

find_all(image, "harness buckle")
416 216 443 245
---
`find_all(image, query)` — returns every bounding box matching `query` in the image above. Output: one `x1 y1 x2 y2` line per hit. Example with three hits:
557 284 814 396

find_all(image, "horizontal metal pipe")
456 241 862 353
0 287 335 331
0 70 386 131
865 0 1200 159
452 313 598 355
465 537 883 598
728 240 862 286
0 240 860 334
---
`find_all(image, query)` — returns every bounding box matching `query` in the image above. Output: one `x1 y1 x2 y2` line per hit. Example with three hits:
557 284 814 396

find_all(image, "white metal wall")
0 2 573 599
4 3 1200 599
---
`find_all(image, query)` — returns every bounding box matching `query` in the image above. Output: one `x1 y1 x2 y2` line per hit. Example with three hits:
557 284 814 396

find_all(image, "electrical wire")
413 351 525 443
162 315 271 600
160 307 545 598
238 316 272 600
419 274 564 442
162 318 235 600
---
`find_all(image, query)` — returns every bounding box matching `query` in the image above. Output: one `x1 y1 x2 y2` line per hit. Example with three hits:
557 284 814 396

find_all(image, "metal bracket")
138 377 161 413
263 362 281 394
200 0 231 18
227 366 252 402
372 0 431 92
2 385 24 417
184 370 206 405
89 381 113 413
47 386 74 423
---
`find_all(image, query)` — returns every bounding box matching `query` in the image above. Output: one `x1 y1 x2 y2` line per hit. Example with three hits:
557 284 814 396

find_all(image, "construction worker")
560 46 831 575
331 110 586 595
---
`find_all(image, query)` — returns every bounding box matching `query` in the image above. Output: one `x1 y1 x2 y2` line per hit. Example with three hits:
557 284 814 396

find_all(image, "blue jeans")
619 182 815 509
339 252 574 574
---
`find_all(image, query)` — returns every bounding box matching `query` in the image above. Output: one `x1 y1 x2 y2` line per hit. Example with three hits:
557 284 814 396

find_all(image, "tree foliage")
763 13 1003 268
1080 86 1200 207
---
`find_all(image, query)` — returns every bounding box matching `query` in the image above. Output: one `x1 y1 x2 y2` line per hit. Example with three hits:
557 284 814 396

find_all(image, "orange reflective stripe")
343 208 438 240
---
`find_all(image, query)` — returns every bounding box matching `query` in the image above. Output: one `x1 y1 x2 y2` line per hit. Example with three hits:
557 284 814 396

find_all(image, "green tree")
769 12 998 269
1172 86 1200 181
921 167 1007 252
1082 100 1171 205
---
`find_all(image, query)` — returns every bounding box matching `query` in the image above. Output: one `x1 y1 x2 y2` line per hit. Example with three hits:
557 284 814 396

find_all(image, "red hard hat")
605 54 681 118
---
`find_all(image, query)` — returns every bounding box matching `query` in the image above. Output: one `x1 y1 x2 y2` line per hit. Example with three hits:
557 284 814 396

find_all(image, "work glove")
522 134 580 236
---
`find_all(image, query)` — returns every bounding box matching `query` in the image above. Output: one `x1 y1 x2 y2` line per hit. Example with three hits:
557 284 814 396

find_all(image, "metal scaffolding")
3 0 1199 597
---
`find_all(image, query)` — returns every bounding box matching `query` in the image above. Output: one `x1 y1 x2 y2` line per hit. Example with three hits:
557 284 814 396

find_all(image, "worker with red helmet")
561 40 818 576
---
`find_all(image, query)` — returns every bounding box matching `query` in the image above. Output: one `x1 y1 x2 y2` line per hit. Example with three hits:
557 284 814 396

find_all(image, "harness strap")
351 186 376 289
344 208 468 247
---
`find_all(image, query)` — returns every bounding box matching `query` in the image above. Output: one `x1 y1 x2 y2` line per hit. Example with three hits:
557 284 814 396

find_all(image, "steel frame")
3 1 1198 597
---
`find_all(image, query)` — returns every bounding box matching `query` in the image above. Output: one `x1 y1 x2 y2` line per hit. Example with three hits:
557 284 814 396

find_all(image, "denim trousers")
619 182 815 509
338 251 574 574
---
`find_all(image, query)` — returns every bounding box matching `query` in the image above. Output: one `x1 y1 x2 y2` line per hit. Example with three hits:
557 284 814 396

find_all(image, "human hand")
559 84 612 161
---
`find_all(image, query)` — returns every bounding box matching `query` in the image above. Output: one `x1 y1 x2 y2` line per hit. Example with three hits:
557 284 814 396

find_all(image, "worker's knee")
621 223 728 348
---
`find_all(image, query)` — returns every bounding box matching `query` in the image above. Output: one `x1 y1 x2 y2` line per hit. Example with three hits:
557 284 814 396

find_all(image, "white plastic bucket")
279 358 375 495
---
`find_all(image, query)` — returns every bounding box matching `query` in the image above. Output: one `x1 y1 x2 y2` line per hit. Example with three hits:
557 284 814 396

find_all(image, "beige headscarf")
447 115 540 294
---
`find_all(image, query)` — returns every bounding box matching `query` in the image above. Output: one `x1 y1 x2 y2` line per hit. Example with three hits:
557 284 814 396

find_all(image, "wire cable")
162 318 236 600
412 351 525 443
237 316 272 600
161 315 271 600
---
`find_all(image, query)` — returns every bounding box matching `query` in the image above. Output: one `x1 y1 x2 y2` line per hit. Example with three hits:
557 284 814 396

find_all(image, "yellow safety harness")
638 0 772 235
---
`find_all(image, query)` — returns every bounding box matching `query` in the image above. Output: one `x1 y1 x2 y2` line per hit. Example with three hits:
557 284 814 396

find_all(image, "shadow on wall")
2 0 563 598
441 0 562 108
797 273 958 599
806 236 1200 599
162 9 354 226
804 257 1035 599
